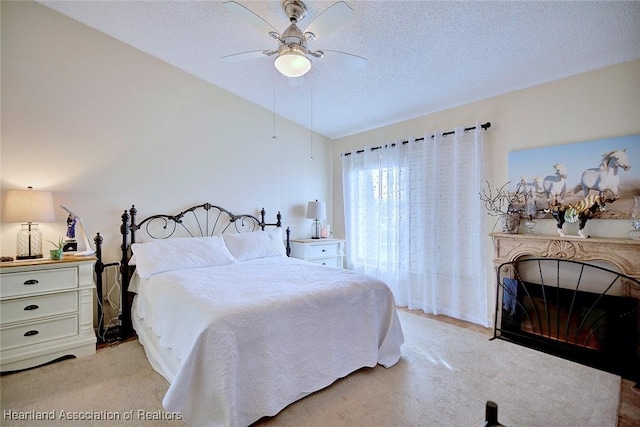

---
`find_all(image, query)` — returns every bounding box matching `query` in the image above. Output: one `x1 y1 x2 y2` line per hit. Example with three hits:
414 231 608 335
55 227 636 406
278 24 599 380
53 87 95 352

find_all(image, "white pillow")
222 228 286 261
131 235 236 279
128 270 141 293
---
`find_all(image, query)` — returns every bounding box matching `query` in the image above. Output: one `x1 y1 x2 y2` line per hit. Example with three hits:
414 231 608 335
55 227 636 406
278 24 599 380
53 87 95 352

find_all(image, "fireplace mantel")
490 233 640 280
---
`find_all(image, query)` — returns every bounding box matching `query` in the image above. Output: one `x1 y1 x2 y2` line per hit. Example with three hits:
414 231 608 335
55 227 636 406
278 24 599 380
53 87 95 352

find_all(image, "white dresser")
289 239 345 268
0 257 96 371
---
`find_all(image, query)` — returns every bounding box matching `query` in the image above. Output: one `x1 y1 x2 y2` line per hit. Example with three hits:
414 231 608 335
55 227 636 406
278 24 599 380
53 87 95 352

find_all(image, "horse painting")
542 163 567 206
580 148 631 199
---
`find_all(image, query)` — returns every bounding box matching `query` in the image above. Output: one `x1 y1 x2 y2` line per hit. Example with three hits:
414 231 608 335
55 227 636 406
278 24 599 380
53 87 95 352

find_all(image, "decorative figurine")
64 214 78 252
550 191 615 238
66 214 77 239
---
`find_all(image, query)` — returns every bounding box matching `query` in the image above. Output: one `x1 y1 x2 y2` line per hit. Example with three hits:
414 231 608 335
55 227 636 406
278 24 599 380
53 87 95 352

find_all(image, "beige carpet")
1 310 621 427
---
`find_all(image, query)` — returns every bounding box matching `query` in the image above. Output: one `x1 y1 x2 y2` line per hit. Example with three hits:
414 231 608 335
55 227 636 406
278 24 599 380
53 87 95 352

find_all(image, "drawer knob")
23 279 39 285
24 330 39 337
24 304 40 311
322 249 326 252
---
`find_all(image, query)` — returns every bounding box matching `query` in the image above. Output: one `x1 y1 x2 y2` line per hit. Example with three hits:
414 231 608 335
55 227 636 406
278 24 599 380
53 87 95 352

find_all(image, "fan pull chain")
309 80 314 161
272 73 277 140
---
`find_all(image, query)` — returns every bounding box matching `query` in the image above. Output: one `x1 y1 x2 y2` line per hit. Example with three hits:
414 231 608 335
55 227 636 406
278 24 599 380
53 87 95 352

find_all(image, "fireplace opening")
494 258 639 381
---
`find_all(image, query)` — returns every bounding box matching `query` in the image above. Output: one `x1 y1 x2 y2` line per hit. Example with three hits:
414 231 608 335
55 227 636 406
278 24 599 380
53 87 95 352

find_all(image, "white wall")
1 1 333 264
331 58 640 323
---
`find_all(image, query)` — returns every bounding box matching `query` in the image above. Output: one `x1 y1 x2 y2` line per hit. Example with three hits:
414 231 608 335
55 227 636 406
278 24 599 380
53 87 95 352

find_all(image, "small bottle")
483 401 505 427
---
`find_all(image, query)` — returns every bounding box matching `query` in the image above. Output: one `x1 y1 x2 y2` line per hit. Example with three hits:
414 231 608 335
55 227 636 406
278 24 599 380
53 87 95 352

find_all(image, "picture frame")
508 134 640 219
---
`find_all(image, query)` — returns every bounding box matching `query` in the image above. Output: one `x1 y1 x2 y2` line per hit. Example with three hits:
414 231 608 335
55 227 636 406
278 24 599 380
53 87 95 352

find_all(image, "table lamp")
306 200 326 239
3 186 55 259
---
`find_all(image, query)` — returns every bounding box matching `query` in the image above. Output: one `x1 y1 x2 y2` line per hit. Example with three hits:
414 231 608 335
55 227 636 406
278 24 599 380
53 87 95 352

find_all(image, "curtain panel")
341 124 488 326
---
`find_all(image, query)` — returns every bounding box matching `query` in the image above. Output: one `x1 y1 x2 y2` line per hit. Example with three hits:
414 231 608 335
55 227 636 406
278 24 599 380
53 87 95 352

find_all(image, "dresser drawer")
0 268 77 298
307 256 342 268
307 243 342 258
0 292 78 324
0 314 78 350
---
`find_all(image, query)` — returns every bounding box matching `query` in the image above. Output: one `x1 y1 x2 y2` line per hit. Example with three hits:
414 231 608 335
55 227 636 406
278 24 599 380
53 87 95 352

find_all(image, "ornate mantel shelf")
489 233 640 280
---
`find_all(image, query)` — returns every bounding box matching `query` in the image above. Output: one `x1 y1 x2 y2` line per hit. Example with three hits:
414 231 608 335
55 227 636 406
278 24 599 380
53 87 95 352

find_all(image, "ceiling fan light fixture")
274 48 311 78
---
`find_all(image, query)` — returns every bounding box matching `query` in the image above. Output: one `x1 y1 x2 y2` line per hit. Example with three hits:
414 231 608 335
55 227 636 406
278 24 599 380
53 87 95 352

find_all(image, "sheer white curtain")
341 124 488 326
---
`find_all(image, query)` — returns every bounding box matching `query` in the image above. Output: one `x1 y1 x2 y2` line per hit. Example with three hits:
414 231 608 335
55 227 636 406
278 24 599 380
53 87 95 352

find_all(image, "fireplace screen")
494 258 639 381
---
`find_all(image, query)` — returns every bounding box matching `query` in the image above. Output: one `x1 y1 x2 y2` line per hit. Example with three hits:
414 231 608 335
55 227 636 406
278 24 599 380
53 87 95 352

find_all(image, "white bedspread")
133 256 404 427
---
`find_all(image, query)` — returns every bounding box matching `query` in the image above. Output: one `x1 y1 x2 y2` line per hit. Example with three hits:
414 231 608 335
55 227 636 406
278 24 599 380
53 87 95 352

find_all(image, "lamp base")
16 223 44 260
311 219 321 239
16 254 41 260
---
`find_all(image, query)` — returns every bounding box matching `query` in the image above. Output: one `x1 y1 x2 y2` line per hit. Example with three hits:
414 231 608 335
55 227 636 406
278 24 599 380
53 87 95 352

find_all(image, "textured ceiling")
38 1 640 139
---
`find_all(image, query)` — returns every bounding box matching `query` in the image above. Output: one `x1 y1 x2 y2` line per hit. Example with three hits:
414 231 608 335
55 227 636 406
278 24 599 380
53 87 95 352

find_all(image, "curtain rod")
342 121 491 156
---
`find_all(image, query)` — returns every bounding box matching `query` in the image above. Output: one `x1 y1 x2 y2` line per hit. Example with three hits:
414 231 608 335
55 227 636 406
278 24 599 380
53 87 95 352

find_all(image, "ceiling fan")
221 0 367 78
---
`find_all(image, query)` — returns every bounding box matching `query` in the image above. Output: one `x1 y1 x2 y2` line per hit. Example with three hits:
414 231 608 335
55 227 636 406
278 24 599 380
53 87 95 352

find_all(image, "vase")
50 249 64 260
628 196 640 240
500 214 520 234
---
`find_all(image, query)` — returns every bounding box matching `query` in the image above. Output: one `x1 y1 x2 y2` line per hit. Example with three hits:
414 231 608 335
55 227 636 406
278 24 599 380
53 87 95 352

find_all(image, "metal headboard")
125 203 279 241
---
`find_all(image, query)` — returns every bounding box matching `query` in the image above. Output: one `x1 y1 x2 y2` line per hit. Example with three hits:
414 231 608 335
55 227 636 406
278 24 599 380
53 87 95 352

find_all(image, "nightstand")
0 256 96 372
289 239 345 268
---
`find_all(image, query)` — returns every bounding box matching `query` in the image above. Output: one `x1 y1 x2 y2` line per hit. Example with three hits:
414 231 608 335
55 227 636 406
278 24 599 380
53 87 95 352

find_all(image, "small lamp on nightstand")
2 186 56 259
306 200 326 239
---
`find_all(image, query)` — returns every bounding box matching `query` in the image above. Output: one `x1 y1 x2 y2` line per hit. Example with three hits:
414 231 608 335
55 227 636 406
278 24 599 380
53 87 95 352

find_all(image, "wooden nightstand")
289 239 345 268
0 256 97 372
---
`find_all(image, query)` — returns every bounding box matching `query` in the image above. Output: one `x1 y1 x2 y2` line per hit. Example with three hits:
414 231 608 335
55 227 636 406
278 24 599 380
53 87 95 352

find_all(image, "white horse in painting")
580 148 631 199
524 176 545 195
516 177 545 204
543 163 568 206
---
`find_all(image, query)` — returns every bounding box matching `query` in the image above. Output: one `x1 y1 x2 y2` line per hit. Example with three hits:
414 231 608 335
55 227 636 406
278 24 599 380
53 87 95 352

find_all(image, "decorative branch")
479 181 522 216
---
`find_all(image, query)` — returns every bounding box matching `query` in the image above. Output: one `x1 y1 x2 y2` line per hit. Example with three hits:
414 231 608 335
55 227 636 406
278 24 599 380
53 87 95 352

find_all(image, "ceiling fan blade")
318 49 367 71
221 50 267 63
223 1 278 35
304 1 353 39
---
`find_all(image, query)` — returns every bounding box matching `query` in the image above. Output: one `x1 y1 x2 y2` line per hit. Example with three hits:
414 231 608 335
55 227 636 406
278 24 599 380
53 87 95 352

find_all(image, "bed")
97 203 404 427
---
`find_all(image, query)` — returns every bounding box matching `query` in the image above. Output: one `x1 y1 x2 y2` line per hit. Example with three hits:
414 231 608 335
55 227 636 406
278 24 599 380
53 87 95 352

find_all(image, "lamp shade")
306 200 326 220
3 187 55 223
274 49 311 78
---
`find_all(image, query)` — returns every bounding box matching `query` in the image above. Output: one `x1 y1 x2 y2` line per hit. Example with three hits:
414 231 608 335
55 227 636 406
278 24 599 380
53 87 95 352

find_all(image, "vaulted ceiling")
38 1 640 139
